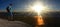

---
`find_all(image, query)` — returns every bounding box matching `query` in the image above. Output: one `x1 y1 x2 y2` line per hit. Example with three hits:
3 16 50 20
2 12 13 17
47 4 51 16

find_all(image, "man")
6 4 14 21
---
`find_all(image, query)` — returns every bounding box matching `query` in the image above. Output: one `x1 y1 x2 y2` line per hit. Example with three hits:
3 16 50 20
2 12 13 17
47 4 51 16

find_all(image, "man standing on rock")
6 4 14 21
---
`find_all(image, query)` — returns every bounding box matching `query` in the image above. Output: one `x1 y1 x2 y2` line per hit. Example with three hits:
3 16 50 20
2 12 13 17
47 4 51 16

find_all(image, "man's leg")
10 12 14 21
8 15 11 21
8 12 14 21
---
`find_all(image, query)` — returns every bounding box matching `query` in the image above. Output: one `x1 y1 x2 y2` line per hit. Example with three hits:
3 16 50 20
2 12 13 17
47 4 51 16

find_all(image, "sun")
32 4 44 12
28 1 47 16
31 4 45 15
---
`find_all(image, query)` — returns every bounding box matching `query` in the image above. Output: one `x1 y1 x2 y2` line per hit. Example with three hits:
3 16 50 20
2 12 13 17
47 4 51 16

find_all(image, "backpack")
6 6 10 12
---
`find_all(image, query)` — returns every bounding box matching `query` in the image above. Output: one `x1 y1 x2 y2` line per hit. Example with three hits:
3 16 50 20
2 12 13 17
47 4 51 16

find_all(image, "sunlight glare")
29 2 47 16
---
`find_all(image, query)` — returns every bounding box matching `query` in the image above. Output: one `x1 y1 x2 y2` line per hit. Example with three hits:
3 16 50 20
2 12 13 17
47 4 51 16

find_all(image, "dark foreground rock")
0 19 32 27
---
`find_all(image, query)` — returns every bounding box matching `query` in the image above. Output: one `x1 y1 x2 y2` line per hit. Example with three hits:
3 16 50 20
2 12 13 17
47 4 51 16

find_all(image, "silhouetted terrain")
42 11 60 27
0 11 60 27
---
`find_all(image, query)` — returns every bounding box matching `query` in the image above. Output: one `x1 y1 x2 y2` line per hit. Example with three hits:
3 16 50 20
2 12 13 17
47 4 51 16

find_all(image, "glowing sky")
0 0 60 12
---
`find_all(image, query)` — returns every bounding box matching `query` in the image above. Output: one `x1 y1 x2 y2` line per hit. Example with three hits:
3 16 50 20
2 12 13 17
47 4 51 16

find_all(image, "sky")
0 0 60 12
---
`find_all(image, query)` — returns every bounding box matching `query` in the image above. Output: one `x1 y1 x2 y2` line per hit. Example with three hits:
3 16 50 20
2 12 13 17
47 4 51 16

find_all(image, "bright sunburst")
30 2 46 16
32 4 44 13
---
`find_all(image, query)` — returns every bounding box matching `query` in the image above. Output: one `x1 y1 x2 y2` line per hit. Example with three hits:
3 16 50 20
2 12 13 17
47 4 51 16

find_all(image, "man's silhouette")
6 4 14 21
